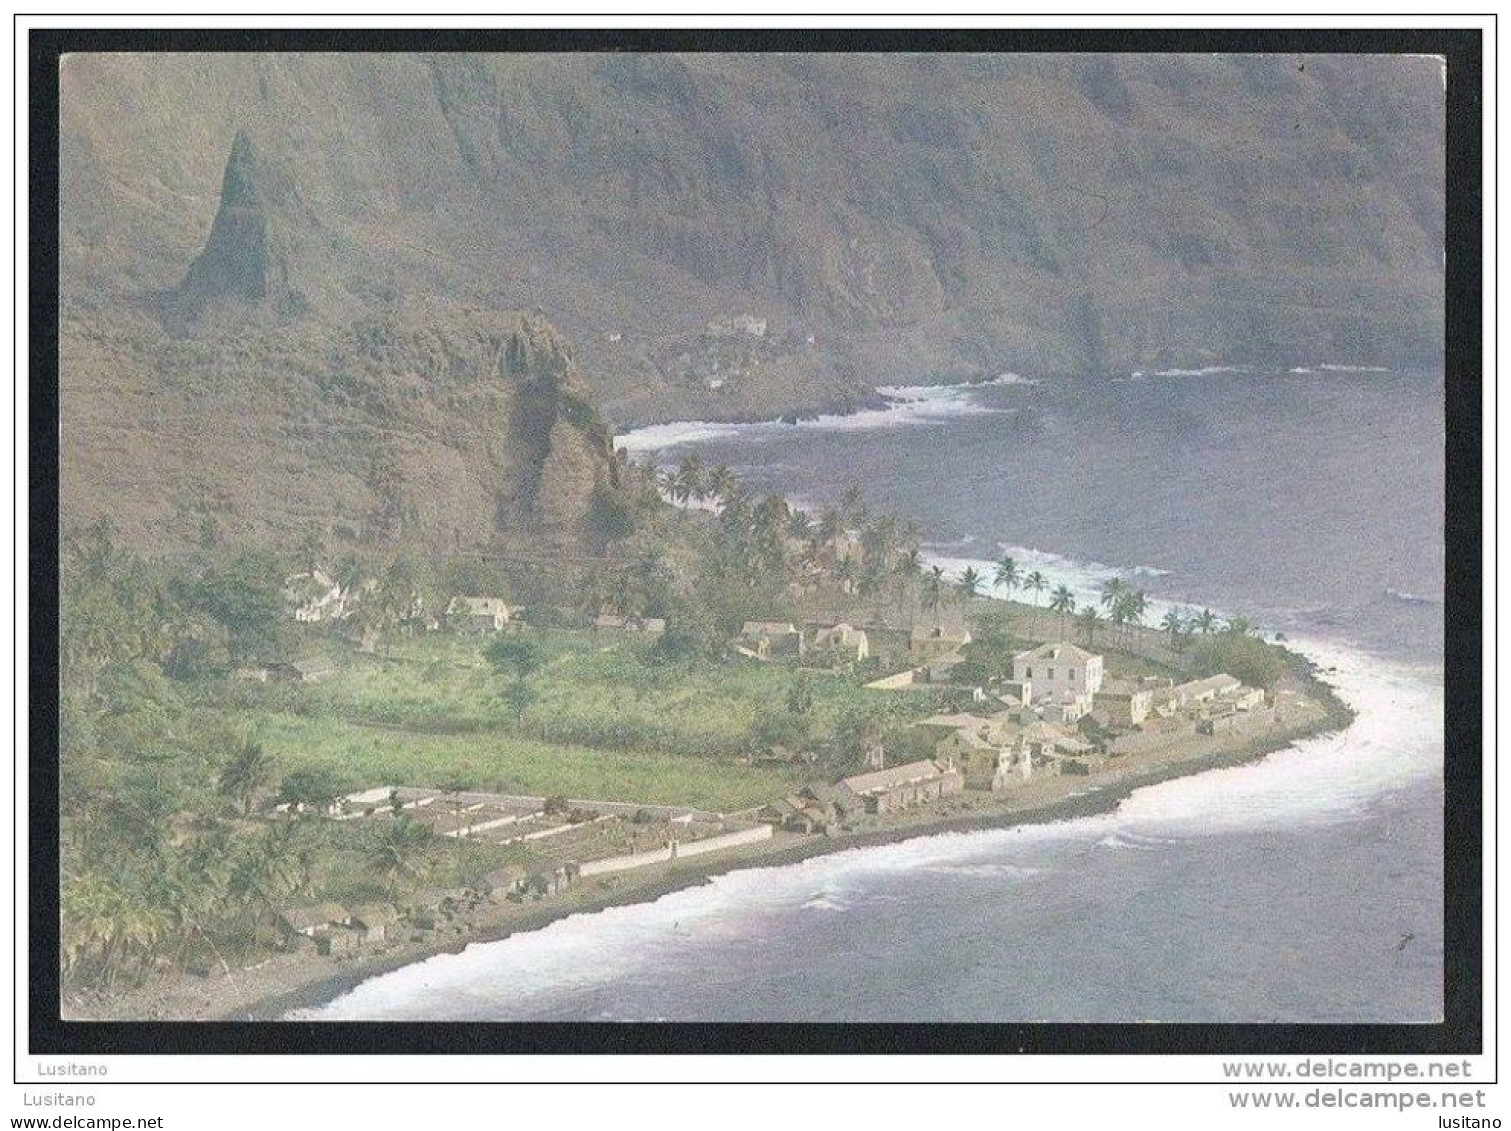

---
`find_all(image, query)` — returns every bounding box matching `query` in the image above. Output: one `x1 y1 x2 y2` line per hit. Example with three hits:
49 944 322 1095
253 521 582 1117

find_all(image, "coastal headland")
73 647 1349 1022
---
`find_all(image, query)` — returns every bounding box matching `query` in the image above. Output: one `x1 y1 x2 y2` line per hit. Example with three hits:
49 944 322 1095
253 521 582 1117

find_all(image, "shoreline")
609 364 1435 434
65 591 1362 1023
100 686 1349 1022
264 705 1349 1020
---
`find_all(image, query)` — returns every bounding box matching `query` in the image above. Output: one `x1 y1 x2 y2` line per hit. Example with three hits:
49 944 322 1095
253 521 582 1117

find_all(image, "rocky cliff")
62 278 623 553
58 52 1445 547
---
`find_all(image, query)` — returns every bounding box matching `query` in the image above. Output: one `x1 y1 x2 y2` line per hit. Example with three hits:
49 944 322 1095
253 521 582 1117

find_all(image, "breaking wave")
1386 588 1441 606
613 378 1033 457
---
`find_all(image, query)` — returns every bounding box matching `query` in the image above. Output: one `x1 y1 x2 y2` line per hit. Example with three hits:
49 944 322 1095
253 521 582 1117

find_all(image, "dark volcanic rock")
169 131 300 324
64 55 1444 412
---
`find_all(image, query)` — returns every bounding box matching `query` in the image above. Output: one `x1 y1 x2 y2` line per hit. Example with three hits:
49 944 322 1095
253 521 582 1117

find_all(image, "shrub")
1186 633 1286 690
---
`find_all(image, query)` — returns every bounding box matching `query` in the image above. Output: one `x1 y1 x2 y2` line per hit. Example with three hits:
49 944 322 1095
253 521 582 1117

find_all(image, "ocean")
301 366 1446 1023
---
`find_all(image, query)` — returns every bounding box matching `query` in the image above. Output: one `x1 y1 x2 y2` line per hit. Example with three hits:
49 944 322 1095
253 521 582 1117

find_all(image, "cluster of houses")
731 617 972 673
271 784 774 961
764 636 1270 831
283 568 527 635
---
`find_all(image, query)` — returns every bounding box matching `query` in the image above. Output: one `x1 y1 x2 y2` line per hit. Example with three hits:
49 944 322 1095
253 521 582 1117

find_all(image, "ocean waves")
613 378 1031 457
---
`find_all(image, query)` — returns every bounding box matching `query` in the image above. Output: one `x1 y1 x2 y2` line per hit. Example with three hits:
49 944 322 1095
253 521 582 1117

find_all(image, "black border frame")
22 21 1486 1064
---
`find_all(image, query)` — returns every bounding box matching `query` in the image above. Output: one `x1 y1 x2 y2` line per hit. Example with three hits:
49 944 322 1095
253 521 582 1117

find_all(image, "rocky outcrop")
167 131 304 326
59 296 627 555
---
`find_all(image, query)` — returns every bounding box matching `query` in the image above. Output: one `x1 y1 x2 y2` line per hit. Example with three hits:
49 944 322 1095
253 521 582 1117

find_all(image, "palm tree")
1192 608 1218 635
1075 606 1103 645
924 566 946 627
705 464 737 506
658 466 682 503
1111 590 1147 644
673 454 705 504
1049 584 1076 639
1099 576 1127 613
785 507 813 541
1107 597 1129 643
839 484 867 526
1025 570 1048 607
994 556 1020 600
835 555 858 595
1160 609 1186 652
815 507 843 550
1224 615 1254 636
218 740 275 818
862 515 900 570
894 548 923 619
959 566 982 600
753 493 790 543
366 815 434 899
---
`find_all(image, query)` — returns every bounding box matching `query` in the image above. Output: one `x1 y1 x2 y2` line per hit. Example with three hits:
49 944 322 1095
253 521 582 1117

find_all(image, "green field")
215 612 1203 813
250 711 806 811
232 629 936 811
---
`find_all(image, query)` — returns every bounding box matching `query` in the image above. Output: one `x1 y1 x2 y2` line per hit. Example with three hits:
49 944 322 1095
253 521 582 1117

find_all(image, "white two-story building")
1011 641 1105 711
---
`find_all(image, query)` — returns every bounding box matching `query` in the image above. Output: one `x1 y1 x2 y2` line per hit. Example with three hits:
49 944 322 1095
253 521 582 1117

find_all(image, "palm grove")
58 450 1279 996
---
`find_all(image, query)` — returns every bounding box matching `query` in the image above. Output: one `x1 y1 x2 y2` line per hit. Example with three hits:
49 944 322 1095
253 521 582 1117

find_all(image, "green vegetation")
247 714 801 811
59 465 1308 1000
54 485 943 994
1186 631 1287 690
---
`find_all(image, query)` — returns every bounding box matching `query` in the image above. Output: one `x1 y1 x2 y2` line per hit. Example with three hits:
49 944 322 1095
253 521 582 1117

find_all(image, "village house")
1229 685 1265 710
1012 641 1105 701
918 651 970 685
735 621 806 661
1040 691 1094 725
806 780 865 821
808 622 870 665
315 923 365 959
767 795 833 834
347 904 400 947
1173 673 1242 708
268 656 336 684
934 723 1030 791
276 903 352 943
1092 680 1154 728
997 678 1034 707
473 864 530 901
284 569 346 624
446 596 518 633
592 614 667 636
1197 709 1245 736
1008 719 1094 775
908 624 972 663
901 712 995 759
839 759 963 815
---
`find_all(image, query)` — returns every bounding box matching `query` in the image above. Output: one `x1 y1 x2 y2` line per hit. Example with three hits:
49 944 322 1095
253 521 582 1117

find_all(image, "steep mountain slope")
58 52 1445 549
61 290 626 553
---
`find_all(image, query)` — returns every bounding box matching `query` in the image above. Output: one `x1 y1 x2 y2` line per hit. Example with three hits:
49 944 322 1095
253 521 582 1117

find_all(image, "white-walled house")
446 596 518 633
1011 641 1105 702
810 622 870 664
285 569 346 623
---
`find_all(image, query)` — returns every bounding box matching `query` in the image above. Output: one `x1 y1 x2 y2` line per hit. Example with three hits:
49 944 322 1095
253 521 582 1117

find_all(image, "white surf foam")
912 543 1443 834
613 378 1030 457
300 461 1443 1020
299 626 1441 1020
1151 365 1246 377
920 545 1189 630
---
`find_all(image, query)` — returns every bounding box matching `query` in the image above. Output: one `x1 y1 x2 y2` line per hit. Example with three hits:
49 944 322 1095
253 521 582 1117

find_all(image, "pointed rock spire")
171 130 296 321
